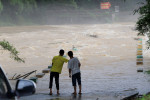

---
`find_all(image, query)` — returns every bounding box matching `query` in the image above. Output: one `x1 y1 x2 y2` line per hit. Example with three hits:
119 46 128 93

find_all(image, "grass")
145 70 150 74
137 94 150 100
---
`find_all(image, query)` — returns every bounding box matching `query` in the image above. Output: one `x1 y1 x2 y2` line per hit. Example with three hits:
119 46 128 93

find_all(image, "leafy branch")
135 0 150 49
0 40 25 63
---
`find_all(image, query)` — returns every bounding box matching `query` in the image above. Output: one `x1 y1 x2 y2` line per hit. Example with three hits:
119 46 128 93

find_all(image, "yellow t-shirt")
51 56 68 74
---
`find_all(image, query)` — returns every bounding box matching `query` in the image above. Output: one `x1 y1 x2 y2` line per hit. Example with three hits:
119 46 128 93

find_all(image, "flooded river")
0 23 150 99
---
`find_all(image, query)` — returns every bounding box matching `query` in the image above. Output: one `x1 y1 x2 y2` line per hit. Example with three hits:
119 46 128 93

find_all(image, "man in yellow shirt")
49 49 68 95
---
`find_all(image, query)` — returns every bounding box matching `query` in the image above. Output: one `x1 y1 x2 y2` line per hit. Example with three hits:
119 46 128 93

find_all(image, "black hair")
68 51 73 57
59 49 64 55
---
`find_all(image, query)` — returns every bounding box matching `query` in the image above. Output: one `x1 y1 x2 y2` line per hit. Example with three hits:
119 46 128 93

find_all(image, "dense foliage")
0 0 140 25
135 0 150 49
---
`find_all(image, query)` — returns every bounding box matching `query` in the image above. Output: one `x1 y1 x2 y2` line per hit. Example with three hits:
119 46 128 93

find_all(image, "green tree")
0 0 37 25
36 0 77 9
135 0 150 48
0 0 3 12
75 0 99 9
0 0 37 13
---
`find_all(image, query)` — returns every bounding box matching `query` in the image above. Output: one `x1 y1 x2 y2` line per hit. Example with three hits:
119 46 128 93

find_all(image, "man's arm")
78 63 81 68
68 61 71 78
63 58 68 63
69 69 71 78
77 58 81 68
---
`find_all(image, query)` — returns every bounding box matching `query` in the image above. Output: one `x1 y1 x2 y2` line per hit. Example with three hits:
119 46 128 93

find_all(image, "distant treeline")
0 0 144 25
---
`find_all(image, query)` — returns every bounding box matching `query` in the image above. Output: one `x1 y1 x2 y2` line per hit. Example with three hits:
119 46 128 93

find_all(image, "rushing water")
1 23 150 99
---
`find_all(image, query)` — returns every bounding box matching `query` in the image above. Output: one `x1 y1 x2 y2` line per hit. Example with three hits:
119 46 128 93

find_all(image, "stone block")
137 68 143 72
136 62 143 65
30 77 38 83
137 58 143 62
36 73 45 78
42 68 50 73
137 55 143 58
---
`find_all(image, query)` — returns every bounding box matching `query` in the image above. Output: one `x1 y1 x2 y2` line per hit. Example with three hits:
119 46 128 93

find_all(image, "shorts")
72 72 81 86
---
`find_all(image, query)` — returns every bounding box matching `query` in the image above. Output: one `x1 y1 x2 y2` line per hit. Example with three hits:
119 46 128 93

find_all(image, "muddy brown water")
0 23 150 99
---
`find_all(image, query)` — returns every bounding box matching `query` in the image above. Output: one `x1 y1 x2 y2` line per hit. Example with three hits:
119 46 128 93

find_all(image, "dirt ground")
0 23 150 100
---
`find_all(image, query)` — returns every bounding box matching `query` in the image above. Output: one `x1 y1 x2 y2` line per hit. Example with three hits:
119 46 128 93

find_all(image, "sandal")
78 92 82 95
72 92 77 95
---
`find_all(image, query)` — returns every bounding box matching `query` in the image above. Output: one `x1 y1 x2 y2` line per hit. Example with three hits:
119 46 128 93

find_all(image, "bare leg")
79 85 82 94
57 90 60 95
50 88 52 95
73 86 77 95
